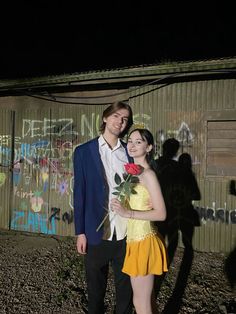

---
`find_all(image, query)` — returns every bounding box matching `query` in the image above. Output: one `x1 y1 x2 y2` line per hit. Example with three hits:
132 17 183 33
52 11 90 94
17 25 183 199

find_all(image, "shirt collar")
98 135 122 150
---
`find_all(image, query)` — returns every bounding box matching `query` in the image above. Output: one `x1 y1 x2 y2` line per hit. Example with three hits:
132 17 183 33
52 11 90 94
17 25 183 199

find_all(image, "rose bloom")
124 163 143 176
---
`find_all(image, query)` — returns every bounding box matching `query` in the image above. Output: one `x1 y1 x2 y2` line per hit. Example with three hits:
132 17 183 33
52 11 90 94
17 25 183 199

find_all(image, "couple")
73 101 168 314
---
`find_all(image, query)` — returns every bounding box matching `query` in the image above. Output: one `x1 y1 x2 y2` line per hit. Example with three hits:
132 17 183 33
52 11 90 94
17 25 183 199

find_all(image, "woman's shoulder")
143 167 156 176
140 168 157 183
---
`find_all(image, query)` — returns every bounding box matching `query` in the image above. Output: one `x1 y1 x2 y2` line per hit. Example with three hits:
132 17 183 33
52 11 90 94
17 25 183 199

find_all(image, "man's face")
103 108 129 136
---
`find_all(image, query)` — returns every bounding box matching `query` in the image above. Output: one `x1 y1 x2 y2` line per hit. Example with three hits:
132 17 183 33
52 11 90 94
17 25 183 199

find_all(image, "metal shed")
0 58 235 253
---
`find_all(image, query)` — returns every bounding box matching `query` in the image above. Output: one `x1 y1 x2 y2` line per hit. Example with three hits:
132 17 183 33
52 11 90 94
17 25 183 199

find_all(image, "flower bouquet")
96 163 143 232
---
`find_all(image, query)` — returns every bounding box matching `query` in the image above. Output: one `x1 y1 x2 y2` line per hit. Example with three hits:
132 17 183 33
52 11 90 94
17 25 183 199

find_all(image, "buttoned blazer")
73 137 132 245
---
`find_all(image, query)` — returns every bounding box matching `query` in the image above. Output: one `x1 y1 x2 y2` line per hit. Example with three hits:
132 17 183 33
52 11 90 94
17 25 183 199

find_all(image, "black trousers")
85 237 133 314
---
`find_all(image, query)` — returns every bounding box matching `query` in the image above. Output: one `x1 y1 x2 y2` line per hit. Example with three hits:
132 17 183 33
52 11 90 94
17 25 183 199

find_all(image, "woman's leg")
131 274 157 314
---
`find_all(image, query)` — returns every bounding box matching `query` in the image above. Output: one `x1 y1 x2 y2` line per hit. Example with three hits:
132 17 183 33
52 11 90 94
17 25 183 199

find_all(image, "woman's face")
127 130 152 158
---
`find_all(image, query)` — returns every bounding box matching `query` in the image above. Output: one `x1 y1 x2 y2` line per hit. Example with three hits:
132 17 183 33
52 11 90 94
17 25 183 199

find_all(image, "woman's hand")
111 198 129 218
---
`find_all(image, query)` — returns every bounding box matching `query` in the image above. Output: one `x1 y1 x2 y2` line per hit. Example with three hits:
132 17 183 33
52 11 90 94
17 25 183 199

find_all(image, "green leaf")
130 176 139 183
123 185 131 195
120 182 125 188
123 173 129 181
114 185 123 192
114 173 122 185
112 191 120 196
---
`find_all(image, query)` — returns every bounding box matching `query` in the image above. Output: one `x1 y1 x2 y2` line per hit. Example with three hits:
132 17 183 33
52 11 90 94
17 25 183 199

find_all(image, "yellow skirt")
122 233 168 277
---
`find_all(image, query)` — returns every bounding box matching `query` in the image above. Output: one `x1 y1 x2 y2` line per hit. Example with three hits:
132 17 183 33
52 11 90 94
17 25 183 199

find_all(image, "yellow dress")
122 184 168 277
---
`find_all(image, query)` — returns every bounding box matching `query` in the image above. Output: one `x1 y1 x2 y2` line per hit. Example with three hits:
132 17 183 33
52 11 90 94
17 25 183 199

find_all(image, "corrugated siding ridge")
0 58 236 91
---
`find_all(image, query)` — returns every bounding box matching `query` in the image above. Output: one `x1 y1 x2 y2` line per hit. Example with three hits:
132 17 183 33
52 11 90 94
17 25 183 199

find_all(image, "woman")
111 128 168 314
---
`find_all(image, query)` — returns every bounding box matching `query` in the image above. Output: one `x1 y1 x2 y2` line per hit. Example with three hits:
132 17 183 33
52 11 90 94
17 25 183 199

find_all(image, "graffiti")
41 169 49 192
14 141 74 160
0 173 6 187
154 122 195 157
13 167 21 185
11 210 56 234
24 175 31 185
133 113 151 129
49 207 60 222
49 207 74 224
81 112 100 138
1 112 235 239
79 112 153 139
0 146 11 157
0 115 198 237
30 191 44 213
69 177 74 209
57 179 69 196
176 122 194 146
22 118 78 138
14 187 34 199
62 211 74 224
195 206 236 224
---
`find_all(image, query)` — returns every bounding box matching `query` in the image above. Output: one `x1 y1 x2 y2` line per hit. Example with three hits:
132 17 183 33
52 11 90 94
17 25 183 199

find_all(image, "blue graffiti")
31 140 49 148
10 210 56 234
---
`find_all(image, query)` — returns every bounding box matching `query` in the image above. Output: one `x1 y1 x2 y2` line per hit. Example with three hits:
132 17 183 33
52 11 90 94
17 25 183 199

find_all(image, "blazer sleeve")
73 145 86 235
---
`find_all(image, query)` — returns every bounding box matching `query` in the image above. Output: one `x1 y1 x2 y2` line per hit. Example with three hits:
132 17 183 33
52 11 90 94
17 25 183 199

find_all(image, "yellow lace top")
127 184 156 242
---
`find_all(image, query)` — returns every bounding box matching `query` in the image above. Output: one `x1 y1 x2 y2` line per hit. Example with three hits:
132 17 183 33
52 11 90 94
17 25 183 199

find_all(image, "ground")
0 229 235 314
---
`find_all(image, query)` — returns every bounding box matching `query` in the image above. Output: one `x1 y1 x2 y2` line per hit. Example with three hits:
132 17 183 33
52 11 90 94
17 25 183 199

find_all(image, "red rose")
96 162 143 232
124 163 143 175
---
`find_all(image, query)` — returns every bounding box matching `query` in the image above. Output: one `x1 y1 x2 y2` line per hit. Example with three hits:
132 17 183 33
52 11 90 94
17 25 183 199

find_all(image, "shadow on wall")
154 139 201 314
224 180 236 291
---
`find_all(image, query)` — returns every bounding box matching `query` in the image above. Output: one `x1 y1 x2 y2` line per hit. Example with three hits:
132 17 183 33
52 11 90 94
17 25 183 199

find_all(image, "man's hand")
76 234 87 254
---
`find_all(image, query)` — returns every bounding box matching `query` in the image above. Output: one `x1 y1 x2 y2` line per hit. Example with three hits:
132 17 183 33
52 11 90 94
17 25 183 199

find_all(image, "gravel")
0 229 235 314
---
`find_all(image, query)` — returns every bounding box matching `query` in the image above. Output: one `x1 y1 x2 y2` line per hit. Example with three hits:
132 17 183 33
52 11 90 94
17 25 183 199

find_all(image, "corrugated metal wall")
0 109 13 229
129 79 236 253
0 72 235 253
5 102 105 236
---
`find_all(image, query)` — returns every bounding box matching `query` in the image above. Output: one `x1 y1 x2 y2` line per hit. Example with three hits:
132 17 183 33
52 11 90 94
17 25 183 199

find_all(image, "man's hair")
162 138 180 158
100 101 133 138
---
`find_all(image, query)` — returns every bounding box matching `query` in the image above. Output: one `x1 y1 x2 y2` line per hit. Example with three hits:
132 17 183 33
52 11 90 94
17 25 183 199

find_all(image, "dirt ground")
0 229 235 314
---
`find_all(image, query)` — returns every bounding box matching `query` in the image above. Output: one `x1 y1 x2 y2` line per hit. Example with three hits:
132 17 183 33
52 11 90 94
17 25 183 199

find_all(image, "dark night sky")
0 2 235 79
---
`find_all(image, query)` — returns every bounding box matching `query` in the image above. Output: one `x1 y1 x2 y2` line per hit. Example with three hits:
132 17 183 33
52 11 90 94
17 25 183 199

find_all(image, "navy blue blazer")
73 137 133 245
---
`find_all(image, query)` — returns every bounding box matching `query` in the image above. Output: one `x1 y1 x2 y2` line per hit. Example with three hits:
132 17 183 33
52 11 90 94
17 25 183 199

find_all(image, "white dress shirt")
98 135 128 241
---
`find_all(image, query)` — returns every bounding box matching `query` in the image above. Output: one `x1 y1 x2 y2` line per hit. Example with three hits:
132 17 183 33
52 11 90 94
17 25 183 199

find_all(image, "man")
73 101 134 314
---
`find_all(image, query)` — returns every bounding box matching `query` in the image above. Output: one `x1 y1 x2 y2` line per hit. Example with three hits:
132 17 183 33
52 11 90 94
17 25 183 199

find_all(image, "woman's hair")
129 128 157 170
100 101 133 138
